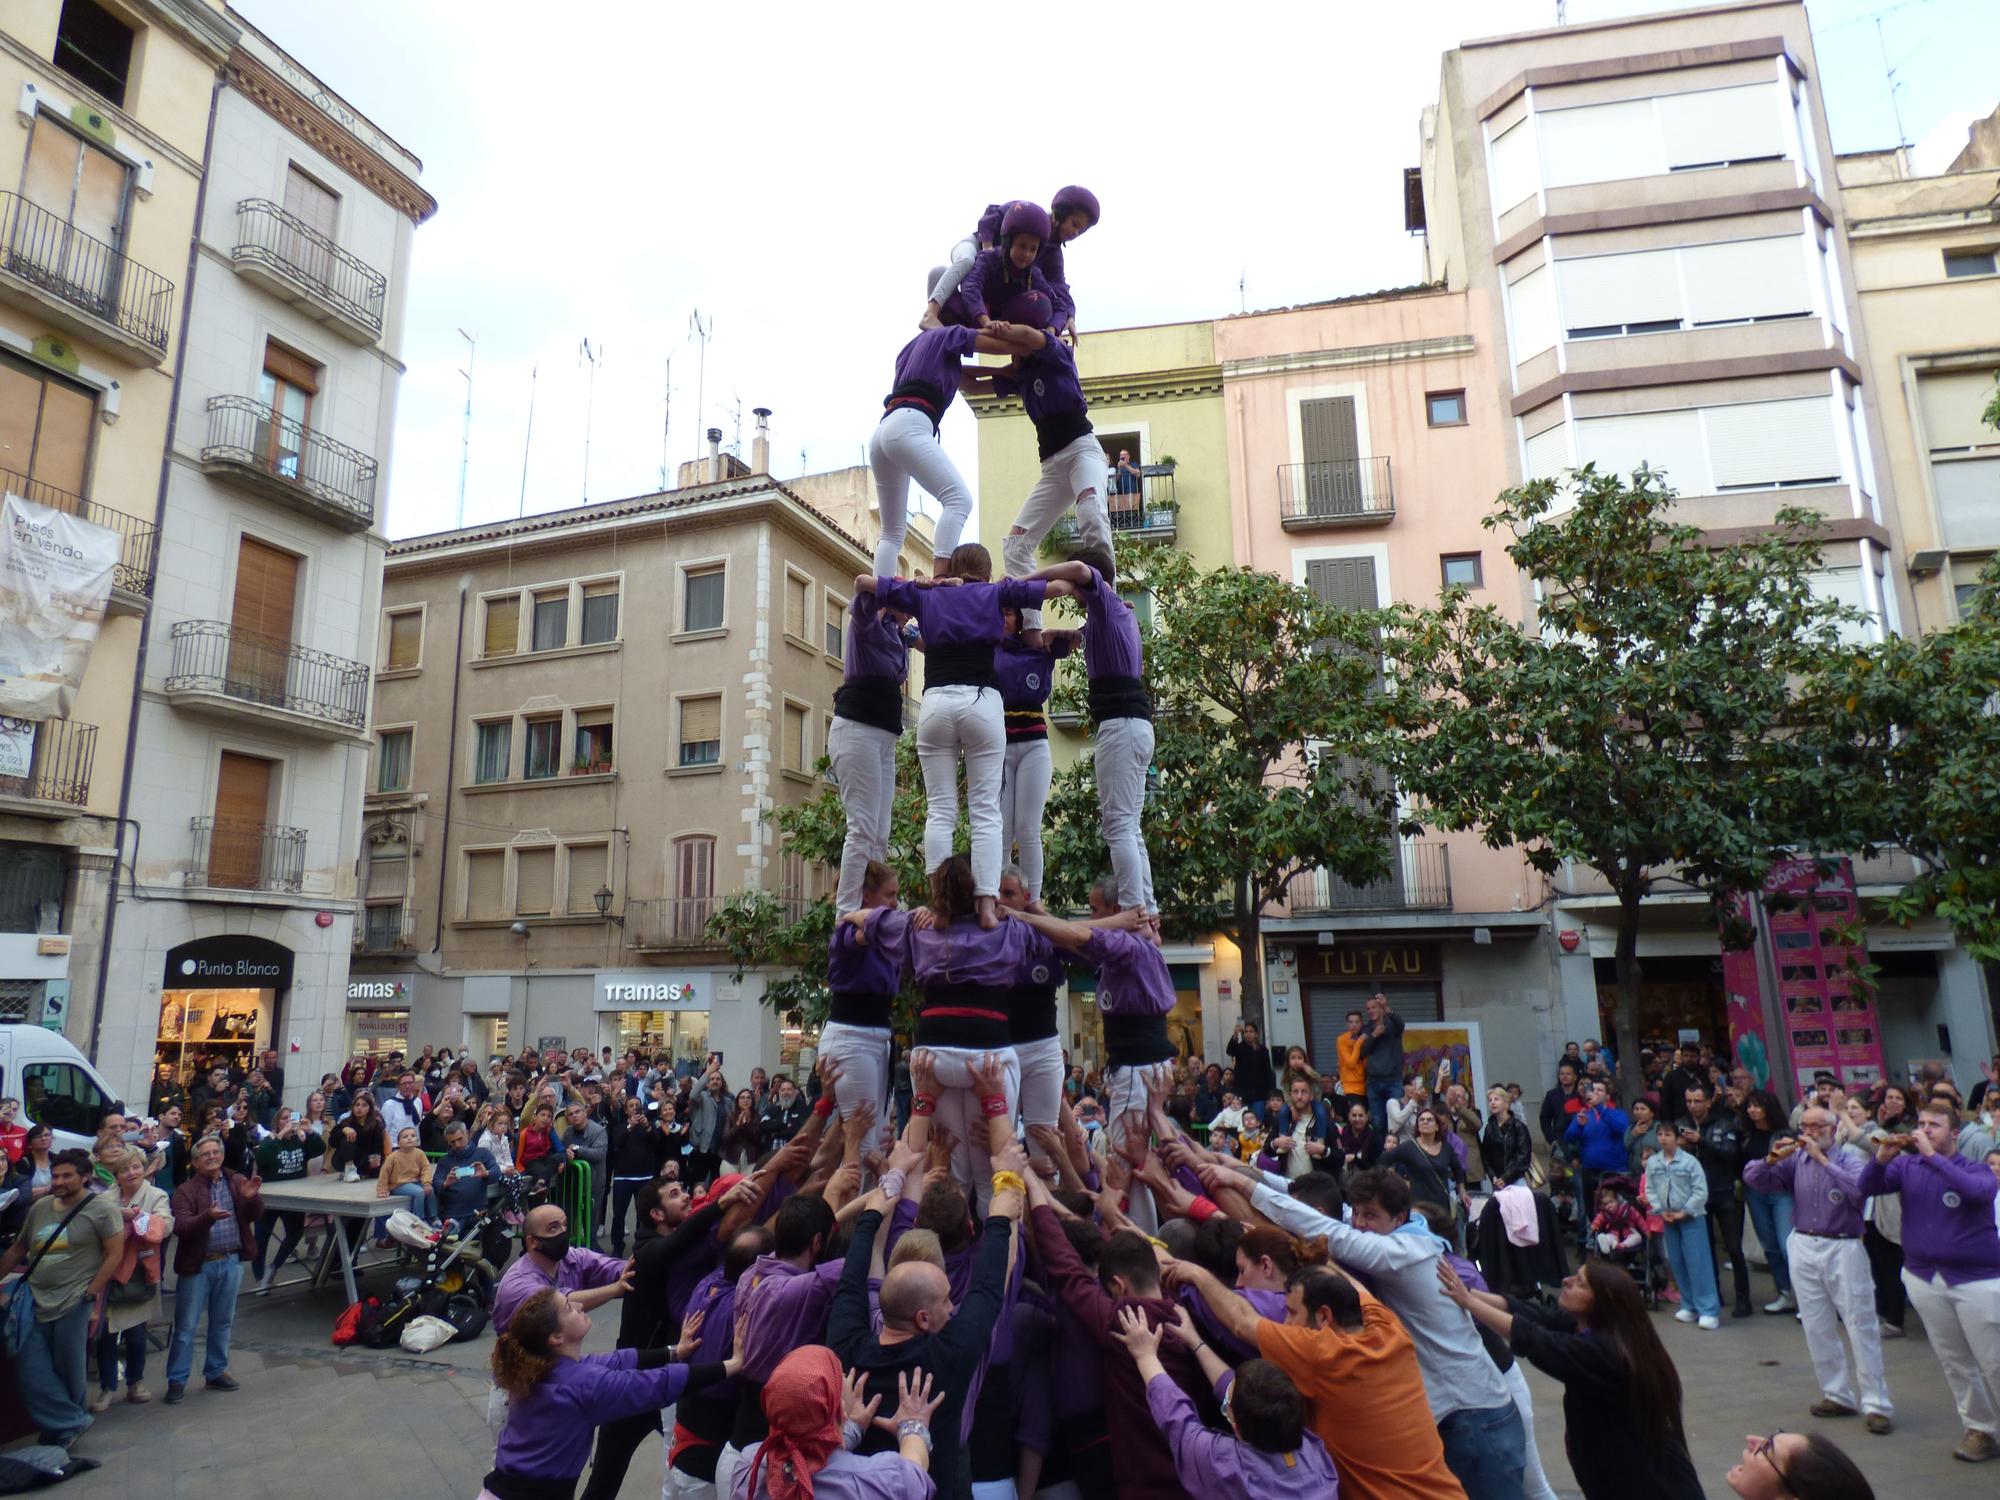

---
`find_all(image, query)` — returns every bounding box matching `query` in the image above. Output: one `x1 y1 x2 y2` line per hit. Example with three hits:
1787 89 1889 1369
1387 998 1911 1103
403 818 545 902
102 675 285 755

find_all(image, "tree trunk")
1613 888 1646 1105
1233 870 1267 1035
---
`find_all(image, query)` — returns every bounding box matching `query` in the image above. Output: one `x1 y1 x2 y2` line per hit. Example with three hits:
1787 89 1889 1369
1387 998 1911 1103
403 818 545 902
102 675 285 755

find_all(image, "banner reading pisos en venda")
0 492 120 720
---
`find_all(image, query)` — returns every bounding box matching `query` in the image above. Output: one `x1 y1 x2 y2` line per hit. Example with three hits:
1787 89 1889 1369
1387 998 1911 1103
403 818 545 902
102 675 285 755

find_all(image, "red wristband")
1187 1196 1221 1222
813 1095 835 1119
980 1094 1009 1119
912 1094 938 1118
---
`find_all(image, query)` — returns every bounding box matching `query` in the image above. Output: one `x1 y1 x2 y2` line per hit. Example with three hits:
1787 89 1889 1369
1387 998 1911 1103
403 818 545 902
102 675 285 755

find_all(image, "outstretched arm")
1025 560 1095 588
975 326 1046 357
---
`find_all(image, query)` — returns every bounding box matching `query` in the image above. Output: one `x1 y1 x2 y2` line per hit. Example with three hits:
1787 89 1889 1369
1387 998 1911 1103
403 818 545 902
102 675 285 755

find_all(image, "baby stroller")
369 1172 545 1346
1585 1172 1663 1307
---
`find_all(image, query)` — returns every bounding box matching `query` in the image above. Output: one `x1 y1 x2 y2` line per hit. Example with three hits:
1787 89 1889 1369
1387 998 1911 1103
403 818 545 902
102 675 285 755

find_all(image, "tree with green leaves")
1384 466 1867 1084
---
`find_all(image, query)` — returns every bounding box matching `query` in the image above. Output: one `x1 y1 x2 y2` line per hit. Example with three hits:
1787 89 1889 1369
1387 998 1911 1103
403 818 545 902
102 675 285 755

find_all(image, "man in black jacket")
756 1076 808 1153
1539 1061 1582 1153
1676 1082 1753 1318
1226 1022 1276 1125
1659 1043 1707 1126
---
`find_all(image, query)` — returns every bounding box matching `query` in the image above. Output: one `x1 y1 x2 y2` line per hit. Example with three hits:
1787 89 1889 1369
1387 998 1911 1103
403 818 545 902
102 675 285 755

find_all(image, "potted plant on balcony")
570 756 613 777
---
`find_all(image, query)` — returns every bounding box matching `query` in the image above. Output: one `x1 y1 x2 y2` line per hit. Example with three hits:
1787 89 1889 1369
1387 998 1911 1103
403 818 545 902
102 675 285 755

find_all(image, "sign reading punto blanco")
594 970 706 1011
0 493 119 720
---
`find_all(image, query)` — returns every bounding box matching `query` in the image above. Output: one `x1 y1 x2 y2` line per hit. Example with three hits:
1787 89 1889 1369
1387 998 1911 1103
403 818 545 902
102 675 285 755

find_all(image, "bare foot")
919 302 944 331
977 895 999 930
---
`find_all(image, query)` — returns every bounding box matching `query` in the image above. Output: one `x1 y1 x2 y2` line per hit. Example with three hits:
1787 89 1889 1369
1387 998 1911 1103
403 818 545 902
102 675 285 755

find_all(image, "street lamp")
593 885 622 925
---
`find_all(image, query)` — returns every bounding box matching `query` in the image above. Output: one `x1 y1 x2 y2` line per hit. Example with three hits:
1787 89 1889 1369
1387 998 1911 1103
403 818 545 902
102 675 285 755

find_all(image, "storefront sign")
352 1012 409 1040
0 493 119 720
163 935 294 990
347 979 410 1002
1294 943 1439 983
594 970 707 1012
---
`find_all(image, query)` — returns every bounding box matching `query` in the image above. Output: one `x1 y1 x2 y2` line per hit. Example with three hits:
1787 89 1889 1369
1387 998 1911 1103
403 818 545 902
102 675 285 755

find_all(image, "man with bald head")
486 1201 632 1431
1745 1105 1892 1432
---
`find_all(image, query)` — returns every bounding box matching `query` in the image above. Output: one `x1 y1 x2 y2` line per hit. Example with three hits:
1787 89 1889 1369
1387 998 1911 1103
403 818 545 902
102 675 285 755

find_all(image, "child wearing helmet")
924 188 1099 334
935 201 1055 332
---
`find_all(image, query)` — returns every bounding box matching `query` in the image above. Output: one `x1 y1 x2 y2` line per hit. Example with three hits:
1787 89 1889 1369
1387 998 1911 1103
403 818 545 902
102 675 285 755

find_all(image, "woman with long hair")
721 1088 761 1172
1382 1107 1472 1248
1438 1258 1704 1499
1336 1099 1383 1173
328 1089 388 1179
1739 1089 1798 1314
1723 1431 1876 1500
1859 1084 1911 1338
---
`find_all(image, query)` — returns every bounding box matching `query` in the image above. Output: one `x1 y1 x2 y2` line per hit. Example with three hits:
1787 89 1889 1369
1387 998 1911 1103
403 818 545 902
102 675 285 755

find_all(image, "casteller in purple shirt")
492 1242 627 1335
1859 1147 2000 1285
1144 1369 1341 1500
883 325 982 432
976 201 1077 330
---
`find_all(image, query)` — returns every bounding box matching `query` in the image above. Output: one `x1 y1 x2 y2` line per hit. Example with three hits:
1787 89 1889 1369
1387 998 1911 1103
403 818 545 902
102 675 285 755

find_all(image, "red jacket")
169 1168 263 1275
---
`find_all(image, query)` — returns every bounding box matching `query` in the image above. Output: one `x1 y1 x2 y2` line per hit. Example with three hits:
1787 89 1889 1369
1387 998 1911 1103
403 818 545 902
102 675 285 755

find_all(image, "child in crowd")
517 1104 558 1186
1207 1091 1249 1135
1589 1185 1646 1256
377 1125 436 1237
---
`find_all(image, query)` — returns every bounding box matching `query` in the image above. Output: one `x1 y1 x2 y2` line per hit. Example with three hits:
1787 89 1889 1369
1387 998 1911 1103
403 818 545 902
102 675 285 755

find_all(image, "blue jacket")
1565 1103 1632 1171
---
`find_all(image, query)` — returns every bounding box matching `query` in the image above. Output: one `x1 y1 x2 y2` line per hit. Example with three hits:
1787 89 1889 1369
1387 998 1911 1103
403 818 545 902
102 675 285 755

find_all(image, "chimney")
705 427 723 484
751 407 772 475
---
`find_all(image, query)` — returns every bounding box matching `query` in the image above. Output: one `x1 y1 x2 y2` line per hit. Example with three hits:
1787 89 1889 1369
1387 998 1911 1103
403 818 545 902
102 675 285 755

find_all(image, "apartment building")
92 7 434 1108
352 448 880 1074
1 0 227 1060
1417 0 1994 1090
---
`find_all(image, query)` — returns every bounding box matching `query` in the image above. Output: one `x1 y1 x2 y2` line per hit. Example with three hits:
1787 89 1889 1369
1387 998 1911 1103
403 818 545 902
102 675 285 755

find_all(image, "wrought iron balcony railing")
165 619 371 730
1277 456 1396 528
355 904 414 953
201 395 377 529
0 191 174 352
1286 841 1452 913
188 815 307 894
232 199 386 337
626 896 720 948
0 466 157 599
0 717 95 809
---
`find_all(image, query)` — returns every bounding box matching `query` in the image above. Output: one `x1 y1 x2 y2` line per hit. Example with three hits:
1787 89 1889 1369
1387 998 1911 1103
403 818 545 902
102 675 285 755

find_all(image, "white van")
0 1024 126 1152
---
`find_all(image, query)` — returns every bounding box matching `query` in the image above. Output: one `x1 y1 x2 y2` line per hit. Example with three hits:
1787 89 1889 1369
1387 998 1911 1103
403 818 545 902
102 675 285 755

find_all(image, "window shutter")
283 166 339 240
1574 410 1708 492
1557 248 1681 330
1682 237 1813 325
785 575 807 638
1808 567 1872 647
367 853 408 900
1304 557 1379 613
515 847 555 915
1537 99 1660 188
262 342 320 395
676 837 715 900
1932 457 2000 550
386 612 421 669
1918 372 1997 452
483 596 519 656
231 538 300 643
681 696 720 746
1658 84 1782 168
466 851 504 917
1488 119 1536 215
1507 265 1559 362
566 844 609 913
1524 422 1571 482
1704 399 1840 487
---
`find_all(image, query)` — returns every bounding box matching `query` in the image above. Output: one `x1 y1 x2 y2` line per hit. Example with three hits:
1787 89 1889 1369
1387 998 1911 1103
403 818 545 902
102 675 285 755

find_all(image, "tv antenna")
689 310 714 465
516 361 537 519
579 338 603 502
454 328 475 528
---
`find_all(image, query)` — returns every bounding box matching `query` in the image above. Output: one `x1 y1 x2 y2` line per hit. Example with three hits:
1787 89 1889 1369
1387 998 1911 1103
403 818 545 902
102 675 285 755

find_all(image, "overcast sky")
230 0 1999 543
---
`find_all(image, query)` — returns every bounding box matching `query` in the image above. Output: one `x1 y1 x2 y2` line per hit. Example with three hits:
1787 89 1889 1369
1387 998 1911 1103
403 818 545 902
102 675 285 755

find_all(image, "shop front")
158 936 293 1090
1067 961 1205 1072
595 970 711 1069
344 976 413 1065
461 975 511 1062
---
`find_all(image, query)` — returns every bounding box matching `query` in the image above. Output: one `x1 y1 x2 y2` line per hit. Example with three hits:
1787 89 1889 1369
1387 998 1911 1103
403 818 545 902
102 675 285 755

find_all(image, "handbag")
3 1195 93 1356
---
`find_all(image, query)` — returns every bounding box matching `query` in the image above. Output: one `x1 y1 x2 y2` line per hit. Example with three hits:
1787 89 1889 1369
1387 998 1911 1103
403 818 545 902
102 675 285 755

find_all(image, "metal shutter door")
1658 84 1783 168
1538 99 1660 187
1683 237 1813 325
1704 399 1840 488
1575 410 1708 492
1557 248 1682 331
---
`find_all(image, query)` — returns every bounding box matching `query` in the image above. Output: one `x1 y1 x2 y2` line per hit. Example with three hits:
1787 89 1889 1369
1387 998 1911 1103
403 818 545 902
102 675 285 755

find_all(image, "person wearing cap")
733 1346 942 1500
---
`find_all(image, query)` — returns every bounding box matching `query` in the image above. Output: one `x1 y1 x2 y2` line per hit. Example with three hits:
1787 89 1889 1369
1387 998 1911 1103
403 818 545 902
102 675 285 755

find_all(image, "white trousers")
820 1020 894 1157
1902 1268 2000 1435
664 1463 715 1500
1791 1232 1892 1417
926 1044 1020 1216
1000 738 1054 900
917 685 1005 896
1094 716 1157 913
1504 1359 1560 1500
1016 1035 1065 1159
485 1382 509 1435
828 716 899 914
713 1444 741 1500
928 236 979 304
870 406 970 576
1002 435 1114 630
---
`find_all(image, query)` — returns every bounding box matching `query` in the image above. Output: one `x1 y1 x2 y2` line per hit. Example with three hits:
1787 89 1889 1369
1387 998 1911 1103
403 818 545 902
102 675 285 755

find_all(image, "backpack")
331 1296 379 1346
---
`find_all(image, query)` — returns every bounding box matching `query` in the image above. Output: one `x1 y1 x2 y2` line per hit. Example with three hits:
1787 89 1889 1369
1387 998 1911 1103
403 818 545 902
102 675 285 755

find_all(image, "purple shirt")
830 921 900 999
682 1264 744 1403
875 576 1047 652
865 909 1058 992
1083 929 1174 1018
1179 1282 1286 1362
885 325 980 424
1076 565 1143 680
493 1245 627 1334
996 634 1071 712
844 593 909 685
496 1350 693 1480
992 337 1088 433
1859 1150 2000 1285
733 1253 843 1381
665 1222 726 1324
1144 1371 1341 1500
1745 1144 1869 1238
952 246 1054 324
730 1444 936 1500
975 202 1075 329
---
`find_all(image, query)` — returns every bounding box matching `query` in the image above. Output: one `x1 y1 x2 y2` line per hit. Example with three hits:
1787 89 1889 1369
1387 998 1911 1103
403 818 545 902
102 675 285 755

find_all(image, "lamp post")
593 885 622 925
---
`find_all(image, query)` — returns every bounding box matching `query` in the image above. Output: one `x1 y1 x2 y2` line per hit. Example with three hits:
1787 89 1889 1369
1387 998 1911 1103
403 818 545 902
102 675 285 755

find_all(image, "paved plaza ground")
17 1248 1985 1498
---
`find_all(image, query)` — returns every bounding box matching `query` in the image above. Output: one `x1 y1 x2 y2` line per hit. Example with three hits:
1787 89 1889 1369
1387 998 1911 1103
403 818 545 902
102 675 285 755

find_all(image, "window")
574 710 613 771
1657 85 1784 171
0 352 95 495
1537 84 1783 189
1570 396 1841 495
384 610 422 670
473 721 511 784
531 590 568 652
783 702 809 773
683 565 725 632
0 844 64 934
1488 117 1537 216
362 902 406 951
515 847 555 916
1441 553 1483 588
280 165 339 287
465 849 505 918
376 729 411 793
21 1060 110 1137
581 581 619 644
1120 587 1155 634
1943 249 1997 279
258 342 319 482
679 696 721 767
52 0 134 108
825 595 846 658
567 843 610 914
1524 422 1569 482
784 572 811 642
674 835 716 912
524 717 563 779
1920 370 2000 551
779 848 808 914
1426 391 1467 427
21 114 131 303
482 595 519 657
1557 238 1812 339
209 751 276 890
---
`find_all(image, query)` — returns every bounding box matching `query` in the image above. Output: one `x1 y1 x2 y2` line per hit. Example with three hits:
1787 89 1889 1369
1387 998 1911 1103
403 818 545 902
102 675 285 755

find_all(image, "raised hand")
973 1052 1007 1100
818 1056 845 1092
892 1367 946 1428
1109 1304 1163 1359
843 1101 878 1151
992 1139 1029 1179
909 1049 940 1100
841 1366 883 1430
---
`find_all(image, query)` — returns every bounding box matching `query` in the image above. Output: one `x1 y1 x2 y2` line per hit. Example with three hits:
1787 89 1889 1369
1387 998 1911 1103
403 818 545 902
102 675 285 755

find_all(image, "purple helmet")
998 289 1054 329
1051 185 1100 229
999 201 1053 251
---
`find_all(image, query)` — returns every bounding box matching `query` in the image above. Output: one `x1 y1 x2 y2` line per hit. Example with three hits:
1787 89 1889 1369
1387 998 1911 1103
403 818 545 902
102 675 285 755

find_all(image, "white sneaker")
254 1269 274 1297
1698 1314 1721 1330
1674 1308 1697 1323
343 1164 359 1183
1764 1293 1795 1313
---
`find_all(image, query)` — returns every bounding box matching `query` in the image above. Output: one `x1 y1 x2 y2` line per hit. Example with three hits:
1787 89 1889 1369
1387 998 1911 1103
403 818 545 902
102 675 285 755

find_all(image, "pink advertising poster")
1721 891 1772 1088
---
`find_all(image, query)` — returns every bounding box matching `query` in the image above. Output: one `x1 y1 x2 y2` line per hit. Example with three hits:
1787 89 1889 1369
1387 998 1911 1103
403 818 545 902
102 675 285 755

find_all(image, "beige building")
1 0 231 1043
1838 107 2000 630
353 443 893 1072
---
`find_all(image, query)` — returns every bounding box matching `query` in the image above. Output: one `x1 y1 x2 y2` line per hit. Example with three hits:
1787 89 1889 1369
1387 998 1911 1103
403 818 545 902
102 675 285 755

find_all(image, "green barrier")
557 1159 594 1247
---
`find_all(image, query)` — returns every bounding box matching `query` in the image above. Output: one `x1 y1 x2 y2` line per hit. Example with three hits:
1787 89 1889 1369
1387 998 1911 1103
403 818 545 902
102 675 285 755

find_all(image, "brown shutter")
566 844 609 913
465 851 504 918
483 596 519 657
515 847 555 915
386 612 421 669
676 837 714 900
211 752 274 889
367 853 408 899
229 539 299 701
262 341 320 395
680 696 720 746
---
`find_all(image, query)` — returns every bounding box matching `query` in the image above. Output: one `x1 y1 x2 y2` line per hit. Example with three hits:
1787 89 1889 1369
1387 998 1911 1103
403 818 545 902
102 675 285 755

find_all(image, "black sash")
834 676 903 736
828 991 894 1029
1101 1013 1174 1069
926 642 997 690
1035 410 1094 462
1088 673 1152 724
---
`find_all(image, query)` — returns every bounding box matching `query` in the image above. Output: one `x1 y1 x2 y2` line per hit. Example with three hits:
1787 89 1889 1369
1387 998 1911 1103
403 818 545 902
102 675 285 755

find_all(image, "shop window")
473 720 511 783
385 610 422 670
376 729 411 793
482 595 519 657
515 847 555 915
53 0 134 107
531 590 568 652
155 990 266 1089
524 716 563 779
21 1060 111 1135
581 580 619 644
682 565 724 632
574 711 613 772
679 695 721 767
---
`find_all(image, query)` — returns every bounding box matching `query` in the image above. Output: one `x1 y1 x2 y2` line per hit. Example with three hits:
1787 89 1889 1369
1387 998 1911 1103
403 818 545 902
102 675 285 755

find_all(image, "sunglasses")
1753 1432 1791 1487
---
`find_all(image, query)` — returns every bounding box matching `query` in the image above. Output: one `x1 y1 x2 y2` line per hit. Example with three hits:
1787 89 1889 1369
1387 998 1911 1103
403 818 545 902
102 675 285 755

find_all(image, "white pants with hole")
1000 738 1054 900
1016 1035 1065 1155
928 237 979 304
1003 435 1113 629
924 1044 1020 1215
1792 1232 1892 1417
870 406 970 577
1902 1268 2000 1434
828 716 899 914
1094 716 1156 913
917 685 1005 896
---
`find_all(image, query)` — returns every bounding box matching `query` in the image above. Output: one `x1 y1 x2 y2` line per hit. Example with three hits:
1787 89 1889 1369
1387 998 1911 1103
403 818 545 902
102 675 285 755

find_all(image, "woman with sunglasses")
1725 1431 1875 1499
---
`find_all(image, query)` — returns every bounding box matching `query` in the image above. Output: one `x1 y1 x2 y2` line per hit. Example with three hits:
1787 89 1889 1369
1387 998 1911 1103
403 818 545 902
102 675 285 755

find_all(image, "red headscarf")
744 1344 844 1500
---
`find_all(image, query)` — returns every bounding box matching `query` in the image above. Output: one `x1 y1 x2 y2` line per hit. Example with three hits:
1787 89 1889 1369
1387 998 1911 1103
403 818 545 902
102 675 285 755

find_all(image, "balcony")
354 904 414 954
0 466 157 611
0 718 96 817
1050 465 1179 546
1286 841 1452 914
1278 457 1395 530
626 897 720 950
187 816 307 894
164 620 371 741
231 199 386 344
0 193 174 361
199 395 377 532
